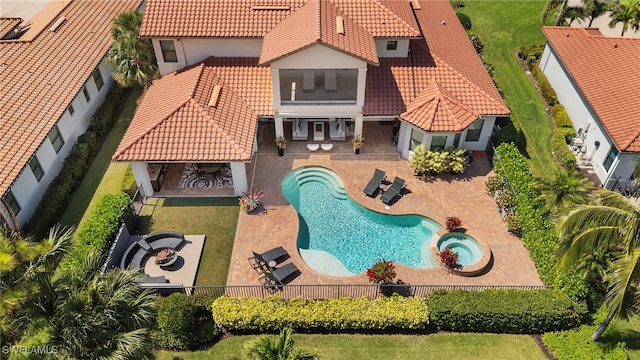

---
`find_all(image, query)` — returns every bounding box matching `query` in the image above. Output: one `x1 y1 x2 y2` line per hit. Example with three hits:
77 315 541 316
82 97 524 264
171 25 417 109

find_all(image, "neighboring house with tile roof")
0 0 142 228
114 0 509 197
540 27 640 189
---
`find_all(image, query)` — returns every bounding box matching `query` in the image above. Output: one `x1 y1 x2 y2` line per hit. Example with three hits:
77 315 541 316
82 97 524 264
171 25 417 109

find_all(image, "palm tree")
243 328 321 360
564 6 587 25
13 250 158 359
107 10 157 88
542 0 570 25
0 225 73 345
557 189 640 340
582 0 611 26
608 0 640 36
533 170 592 217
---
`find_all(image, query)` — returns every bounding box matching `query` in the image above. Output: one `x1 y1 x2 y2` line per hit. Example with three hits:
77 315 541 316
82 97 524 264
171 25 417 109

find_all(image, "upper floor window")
465 119 484 142
3 190 20 215
29 157 44 182
160 40 178 62
82 86 91 102
49 125 64 153
67 103 75 116
603 146 619 171
386 40 398 51
93 69 104 91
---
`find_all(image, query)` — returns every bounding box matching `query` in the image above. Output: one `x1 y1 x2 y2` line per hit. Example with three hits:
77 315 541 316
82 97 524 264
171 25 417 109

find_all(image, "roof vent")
251 5 290 10
336 16 344 34
613 44 618 48
209 85 222 107
441 20 446 25
49 16 66 32
411 0 421 10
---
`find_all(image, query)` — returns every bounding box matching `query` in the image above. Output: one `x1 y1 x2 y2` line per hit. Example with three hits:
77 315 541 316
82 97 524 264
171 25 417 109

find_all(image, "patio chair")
363 169 386 197
248 246 290 273
258 262 301 292
380 177 406 205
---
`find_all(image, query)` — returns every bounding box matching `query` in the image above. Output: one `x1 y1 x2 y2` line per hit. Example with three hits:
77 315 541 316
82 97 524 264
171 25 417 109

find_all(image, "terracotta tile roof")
140 0 420 38
0 18 22 39
542 26 640 152
259 0 378 65
0 0 142 197
364 40 509 131
113 57 273 162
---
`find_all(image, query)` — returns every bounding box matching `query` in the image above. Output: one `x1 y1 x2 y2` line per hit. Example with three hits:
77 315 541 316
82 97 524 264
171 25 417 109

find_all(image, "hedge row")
153 294 219 350
89 84 128 136
516 44 545 63
64 193 132 270
212 295 429 331
428 289 587 333
552 104 573 128
530 62 557 106
552 129 577 171
493 143 587 299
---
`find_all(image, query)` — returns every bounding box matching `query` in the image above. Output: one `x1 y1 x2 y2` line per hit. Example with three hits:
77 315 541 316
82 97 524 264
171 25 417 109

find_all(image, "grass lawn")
59 87 143 230
607 318 640 360
461 1 560 178
158 333 547 360
138 197 239 285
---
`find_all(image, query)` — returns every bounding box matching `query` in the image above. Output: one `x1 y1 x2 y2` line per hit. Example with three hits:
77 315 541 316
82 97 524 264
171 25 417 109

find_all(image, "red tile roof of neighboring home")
139 0 420 38
542 26 640 152
0 0 142 197
259 0 378 65
0 18 22 39
113 57 273 162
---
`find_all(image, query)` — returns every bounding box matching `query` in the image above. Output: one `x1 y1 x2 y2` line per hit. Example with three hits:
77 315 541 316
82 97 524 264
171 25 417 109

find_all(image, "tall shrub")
153 294 219 350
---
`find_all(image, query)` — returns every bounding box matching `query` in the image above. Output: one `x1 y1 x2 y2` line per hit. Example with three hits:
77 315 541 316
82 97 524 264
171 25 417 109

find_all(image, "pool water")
281 167 441 276
437 233 483 266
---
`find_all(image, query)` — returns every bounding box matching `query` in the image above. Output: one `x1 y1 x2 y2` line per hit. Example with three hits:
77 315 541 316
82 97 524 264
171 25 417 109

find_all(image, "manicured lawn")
59 87 143 230
607 318 640 360
461 1 560 178
158 333 547 359
138 197 239 285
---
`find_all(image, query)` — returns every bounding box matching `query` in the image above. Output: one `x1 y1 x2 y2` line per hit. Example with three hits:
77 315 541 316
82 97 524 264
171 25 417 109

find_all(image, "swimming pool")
437 233 483 266
281 166 441 276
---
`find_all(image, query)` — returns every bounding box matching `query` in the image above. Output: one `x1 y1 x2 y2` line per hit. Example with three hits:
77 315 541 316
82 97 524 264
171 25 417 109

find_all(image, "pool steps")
281 167 348 203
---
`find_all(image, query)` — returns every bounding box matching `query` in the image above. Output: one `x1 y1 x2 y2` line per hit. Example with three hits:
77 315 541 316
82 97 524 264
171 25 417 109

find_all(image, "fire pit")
155 248 177 267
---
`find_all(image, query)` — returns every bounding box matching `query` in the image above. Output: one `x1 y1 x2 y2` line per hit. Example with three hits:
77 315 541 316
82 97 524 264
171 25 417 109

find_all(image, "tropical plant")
107 10 158 88
582 0 611 26
445 216 463 232
542 0 570 25
495 189 516 209
243 327 320 360
438 248 460 270
556 189 640 339
239 190 264 213
608 0 640 36
366 259 397 285
533 170 592 216
409 143 429 175
11 250 158 358
351 135 364 149
426 150 449 174
447 148 470 174
485 174 507 196
563 6 587 25
276 136 287 149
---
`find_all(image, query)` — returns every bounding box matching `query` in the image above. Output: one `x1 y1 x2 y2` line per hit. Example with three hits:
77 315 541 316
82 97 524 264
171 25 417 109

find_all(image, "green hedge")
456 12 471 30
212 295 429 331
530 63 557 106
89 84 128 136
64 193 132 270
153 294 219 350
516 44 545 63
552 129 577 171
428 289 587 333
551 104 573 128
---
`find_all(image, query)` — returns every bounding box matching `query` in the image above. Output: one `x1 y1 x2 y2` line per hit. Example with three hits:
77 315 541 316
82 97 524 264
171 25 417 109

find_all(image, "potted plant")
445 216 463 232
239 190 263 213
366 259 396 295
351 135 364 154
275 136 287 156
437 248 459 273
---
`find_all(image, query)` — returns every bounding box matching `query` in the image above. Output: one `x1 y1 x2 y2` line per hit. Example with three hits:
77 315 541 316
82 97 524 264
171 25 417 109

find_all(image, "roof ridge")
365 0 420 36
316 0 322 41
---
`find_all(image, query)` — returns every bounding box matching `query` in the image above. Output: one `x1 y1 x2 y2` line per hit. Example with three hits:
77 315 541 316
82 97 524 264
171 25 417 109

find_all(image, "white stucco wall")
374 39 409 58
8 58 115 226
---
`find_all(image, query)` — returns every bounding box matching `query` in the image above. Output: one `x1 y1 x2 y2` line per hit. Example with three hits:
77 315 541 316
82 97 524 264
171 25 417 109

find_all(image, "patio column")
230 161 248 196
130 161 154 197
354 115 363 137
275 116 284 138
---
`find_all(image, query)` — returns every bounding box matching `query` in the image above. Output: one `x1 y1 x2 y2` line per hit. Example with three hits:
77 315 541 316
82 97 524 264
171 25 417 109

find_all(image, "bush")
530 63 557 106
456 12 471 30
552 104 573 128
121 165 138 198
516 44 545 62
64 193 132 270
450 0 465 9
153 294 219 350
76 130 97 150
408 143 429 175
428 289 587 333
485 174 507 196
89 84 129 136
552 130 577 171
212 295 429 331
469 33 483 55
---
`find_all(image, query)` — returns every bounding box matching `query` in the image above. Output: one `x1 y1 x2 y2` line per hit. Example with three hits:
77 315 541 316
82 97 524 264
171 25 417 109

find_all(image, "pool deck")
226 151 544 288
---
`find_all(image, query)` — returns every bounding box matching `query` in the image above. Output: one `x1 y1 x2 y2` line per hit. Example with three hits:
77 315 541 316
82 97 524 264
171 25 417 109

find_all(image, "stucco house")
540 27 640 189
0 0 142 228
113 0 509 197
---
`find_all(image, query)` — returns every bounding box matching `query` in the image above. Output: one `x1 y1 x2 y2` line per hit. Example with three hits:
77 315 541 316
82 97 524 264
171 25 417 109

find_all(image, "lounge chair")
363 169 386 198
258 263 301 292
307 144 320 151
248 246 290 273
320 143 333 151
380 177 406 204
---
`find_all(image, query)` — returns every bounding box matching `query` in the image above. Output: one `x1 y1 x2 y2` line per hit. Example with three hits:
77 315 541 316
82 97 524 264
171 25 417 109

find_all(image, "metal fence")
176 284 549 299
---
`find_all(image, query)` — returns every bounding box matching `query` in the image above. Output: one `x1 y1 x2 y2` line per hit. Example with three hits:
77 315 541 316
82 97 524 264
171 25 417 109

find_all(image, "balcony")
279 69 357 105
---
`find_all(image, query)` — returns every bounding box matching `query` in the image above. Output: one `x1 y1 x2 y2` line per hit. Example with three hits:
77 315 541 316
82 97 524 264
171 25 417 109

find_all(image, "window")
409 128 424 151
3 191 20 215
603 146 619 171
453 133 461 147
465 119 484 142
82 86 90 102
430 135 447 151
67 103 75 116
160 40 178 62
92 68 104 91
29 157 44 182
386 40 398 51
49 125 64 153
